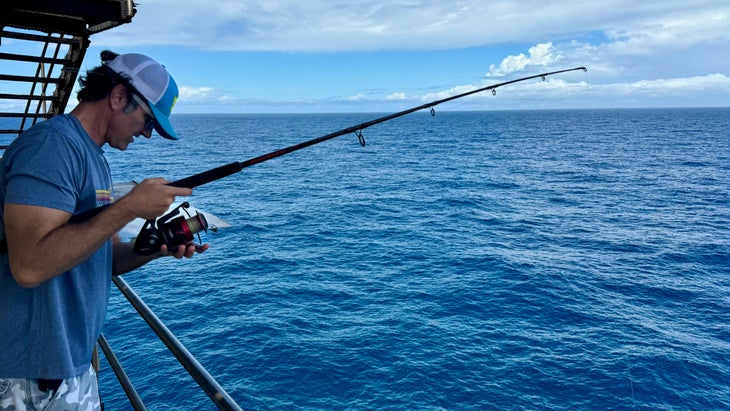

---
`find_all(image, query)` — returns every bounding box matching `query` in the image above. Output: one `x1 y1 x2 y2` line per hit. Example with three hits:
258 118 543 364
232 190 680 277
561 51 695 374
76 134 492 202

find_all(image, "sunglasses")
131 93 157 132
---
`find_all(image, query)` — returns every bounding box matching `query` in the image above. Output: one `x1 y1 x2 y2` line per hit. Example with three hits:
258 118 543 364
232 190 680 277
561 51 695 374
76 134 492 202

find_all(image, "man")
0 50 207 409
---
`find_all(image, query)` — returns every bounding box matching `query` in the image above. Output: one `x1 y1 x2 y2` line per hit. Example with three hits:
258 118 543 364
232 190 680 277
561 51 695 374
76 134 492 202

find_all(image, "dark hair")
77 50 140 114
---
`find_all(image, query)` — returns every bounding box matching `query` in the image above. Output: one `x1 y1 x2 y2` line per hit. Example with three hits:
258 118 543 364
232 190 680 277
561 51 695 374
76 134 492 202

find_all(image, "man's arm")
5 178 192 287
111 234 209 276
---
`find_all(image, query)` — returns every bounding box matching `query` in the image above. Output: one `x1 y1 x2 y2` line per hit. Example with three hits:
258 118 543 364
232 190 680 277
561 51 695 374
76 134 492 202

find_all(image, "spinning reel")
133 202 208 255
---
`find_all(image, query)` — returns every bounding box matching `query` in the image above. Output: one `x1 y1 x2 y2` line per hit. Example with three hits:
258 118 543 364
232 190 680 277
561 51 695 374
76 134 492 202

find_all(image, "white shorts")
0 365 100 411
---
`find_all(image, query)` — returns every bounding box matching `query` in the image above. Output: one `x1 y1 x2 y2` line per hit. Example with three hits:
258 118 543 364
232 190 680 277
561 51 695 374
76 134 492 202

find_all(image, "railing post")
113 275 243 411
97 334 147 410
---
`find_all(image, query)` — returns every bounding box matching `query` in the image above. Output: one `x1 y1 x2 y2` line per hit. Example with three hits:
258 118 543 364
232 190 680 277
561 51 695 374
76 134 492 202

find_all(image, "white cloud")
597 73 730 96
93 1 729 52
179 86 216 101
487 42 558 76
385 92 407 100
0 100 19 110
58 1 730 110
413 72 729 108
604 8 730 54
178 86 235 104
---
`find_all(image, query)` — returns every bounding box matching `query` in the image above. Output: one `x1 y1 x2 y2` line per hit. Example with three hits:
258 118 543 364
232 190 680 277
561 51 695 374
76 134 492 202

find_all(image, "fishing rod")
168 66 586 189
80 66 587 254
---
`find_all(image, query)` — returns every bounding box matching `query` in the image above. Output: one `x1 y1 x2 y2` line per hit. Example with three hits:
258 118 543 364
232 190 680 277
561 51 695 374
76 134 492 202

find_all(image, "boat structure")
1 1 242 409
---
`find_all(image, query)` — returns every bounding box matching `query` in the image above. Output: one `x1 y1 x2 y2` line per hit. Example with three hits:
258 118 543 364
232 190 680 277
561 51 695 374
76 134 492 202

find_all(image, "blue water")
97 108 729 410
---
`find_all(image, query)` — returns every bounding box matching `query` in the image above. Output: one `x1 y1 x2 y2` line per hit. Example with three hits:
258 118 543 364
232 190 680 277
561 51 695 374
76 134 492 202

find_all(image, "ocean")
96 108 729 410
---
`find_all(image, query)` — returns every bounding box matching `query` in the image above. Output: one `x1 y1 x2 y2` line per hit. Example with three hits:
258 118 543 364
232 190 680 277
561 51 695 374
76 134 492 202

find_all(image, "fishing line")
582 68 596 111
614 277 638 411
626 352 637 411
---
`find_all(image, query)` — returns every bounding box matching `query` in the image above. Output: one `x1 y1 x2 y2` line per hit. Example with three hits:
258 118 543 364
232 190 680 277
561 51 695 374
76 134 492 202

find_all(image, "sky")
2 0 730 113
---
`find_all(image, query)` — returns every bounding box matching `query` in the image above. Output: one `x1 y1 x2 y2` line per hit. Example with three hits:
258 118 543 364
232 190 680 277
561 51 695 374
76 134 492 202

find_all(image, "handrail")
0 51 69 65
112 275 244 410
0 113 52 118
0 93 57 100
97 334 147 410
0 74 64 83
0 29 81 45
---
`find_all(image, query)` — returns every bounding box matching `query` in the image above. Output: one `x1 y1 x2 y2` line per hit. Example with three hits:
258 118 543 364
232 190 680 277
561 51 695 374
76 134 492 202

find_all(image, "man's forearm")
111 240 157 276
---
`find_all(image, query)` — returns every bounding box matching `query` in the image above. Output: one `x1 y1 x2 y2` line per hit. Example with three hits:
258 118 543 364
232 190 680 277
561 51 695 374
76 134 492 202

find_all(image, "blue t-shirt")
0 114 113 379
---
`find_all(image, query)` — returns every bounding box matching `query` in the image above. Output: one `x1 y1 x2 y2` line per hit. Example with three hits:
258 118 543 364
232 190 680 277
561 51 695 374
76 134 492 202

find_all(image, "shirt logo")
96 189 112 206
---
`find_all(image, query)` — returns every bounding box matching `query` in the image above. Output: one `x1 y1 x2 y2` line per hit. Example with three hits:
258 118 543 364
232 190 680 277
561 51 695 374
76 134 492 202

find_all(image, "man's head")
78 50 179 140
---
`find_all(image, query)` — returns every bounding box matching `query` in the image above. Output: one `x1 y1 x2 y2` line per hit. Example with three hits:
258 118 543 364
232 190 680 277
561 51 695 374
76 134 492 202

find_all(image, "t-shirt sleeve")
4 129 83 213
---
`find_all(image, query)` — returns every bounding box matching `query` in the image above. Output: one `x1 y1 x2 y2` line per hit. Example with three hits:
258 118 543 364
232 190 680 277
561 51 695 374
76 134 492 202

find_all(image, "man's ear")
109 84 128 111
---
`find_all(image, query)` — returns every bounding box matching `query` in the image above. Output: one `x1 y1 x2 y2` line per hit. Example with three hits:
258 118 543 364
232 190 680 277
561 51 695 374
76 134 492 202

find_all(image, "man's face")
107 95 154 150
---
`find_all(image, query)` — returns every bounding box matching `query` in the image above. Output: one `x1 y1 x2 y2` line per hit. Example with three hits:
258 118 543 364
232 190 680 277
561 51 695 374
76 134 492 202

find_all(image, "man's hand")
112 236 210 276
159 242 210 259
117 178 193 220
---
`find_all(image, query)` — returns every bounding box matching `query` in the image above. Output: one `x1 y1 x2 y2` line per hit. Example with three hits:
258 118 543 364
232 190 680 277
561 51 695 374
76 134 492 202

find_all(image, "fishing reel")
133 202 208 255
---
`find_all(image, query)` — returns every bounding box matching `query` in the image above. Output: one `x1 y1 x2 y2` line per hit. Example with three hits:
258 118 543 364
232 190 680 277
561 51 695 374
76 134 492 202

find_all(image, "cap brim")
147 98 178 140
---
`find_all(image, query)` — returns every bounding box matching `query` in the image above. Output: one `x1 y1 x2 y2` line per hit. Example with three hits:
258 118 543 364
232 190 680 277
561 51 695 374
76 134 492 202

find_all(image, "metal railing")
97 334 147 410
99 276 244 410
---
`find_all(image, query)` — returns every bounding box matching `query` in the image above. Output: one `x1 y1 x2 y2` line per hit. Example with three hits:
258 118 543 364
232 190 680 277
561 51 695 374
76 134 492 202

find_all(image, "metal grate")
0 0 136 144
0 28 87 141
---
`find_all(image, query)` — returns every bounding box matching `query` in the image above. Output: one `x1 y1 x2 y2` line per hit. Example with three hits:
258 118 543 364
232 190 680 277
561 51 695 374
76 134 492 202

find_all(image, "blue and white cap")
106 53 179 140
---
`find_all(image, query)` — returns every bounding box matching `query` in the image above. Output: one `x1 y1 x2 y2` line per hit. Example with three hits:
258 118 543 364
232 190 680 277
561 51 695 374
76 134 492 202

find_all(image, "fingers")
193 243 209 253
159 243 209 259
139 178 193 197
125 178 193 220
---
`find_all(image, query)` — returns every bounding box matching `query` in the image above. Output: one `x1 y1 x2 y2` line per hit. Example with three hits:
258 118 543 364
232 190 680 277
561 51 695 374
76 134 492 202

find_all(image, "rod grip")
64 162 241 225
169 162 243 188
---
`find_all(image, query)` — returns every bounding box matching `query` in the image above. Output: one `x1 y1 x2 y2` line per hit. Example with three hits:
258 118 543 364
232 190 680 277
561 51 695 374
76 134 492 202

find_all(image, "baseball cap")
106 53 179 140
